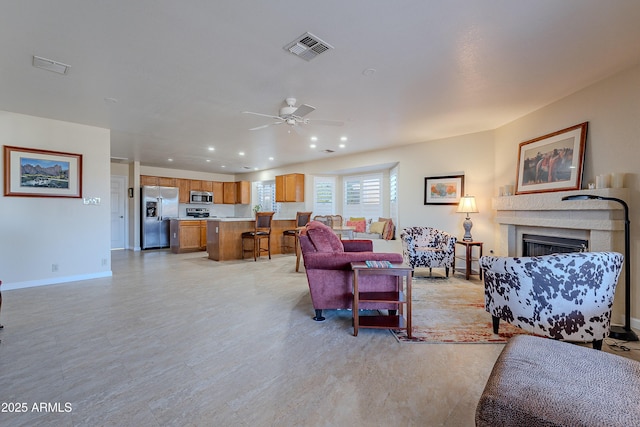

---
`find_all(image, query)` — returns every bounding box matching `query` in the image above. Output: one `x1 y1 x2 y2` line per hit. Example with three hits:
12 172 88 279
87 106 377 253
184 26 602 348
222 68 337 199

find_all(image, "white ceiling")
2 1 640 174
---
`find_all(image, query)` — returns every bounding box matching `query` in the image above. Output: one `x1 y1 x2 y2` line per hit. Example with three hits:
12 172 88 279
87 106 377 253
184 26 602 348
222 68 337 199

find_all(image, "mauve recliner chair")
298 221 403 321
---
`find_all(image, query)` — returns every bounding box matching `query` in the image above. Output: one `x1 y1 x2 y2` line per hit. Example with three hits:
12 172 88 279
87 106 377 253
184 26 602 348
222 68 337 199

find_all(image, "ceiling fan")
242 97 344 130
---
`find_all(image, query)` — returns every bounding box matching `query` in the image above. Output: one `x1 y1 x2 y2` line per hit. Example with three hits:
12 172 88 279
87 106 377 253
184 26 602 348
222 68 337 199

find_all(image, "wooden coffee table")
350 262 413 337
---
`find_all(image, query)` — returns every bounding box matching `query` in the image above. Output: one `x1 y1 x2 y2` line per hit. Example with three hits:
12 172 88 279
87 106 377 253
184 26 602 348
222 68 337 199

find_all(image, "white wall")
1 111 111 290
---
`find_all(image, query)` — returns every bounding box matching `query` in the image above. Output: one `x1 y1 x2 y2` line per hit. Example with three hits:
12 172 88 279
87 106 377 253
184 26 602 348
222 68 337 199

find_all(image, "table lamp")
457 195 478 242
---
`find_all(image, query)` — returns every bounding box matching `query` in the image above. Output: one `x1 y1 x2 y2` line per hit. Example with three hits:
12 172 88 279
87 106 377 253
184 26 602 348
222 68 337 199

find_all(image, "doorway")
111 175 128 249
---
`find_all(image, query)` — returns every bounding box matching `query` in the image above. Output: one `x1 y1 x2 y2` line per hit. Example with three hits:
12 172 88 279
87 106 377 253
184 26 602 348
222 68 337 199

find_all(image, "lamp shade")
457 195 478 214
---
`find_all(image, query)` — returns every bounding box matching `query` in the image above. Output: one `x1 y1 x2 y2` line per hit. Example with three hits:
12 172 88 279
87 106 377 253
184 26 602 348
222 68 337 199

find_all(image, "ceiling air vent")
32 55 70 75
321 149 335 154
284 32 333 61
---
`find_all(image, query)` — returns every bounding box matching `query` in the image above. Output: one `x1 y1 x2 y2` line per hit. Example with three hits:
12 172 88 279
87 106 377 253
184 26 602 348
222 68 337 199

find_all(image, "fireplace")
493 187 628 324
522 234 588 256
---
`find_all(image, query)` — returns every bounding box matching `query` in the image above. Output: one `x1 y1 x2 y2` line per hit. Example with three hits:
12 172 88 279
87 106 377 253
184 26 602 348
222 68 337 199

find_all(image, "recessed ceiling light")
221 165 226 168
239 152 245 156
208 147 215 151
269 157 274 161
310 136 318 141
339 144 346 148
340 136 348 141
167 158 173 162
206 159 211 162
310 144 316 148
33 55 70 75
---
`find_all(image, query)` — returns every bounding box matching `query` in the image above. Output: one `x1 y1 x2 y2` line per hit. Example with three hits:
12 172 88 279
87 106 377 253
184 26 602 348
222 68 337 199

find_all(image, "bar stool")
282 211 312 254
242 211 275 261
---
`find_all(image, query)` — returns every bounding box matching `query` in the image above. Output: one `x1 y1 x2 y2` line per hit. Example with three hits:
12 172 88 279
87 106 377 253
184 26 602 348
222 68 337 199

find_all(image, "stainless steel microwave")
190 190 213 204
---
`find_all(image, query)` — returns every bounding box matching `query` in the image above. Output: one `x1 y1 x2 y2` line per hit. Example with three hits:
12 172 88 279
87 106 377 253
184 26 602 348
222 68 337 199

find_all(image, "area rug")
391 274 528 343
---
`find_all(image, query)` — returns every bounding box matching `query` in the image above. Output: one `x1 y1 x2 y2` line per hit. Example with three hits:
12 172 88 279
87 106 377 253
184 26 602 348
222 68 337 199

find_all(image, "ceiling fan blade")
249 121 284 131
292 104 315 117
249 124 272 131
242 111 282 120
308 118 344 126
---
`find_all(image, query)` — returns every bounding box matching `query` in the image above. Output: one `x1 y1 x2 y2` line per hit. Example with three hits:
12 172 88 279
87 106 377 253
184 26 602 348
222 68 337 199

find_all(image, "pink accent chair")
298 221 403 321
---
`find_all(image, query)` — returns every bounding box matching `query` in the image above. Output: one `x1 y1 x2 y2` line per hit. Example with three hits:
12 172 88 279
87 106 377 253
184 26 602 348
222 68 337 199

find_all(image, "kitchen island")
206 218 296 261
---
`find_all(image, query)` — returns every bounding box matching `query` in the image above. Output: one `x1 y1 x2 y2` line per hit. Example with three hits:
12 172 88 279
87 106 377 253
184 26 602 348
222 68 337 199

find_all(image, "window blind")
313 176 335 216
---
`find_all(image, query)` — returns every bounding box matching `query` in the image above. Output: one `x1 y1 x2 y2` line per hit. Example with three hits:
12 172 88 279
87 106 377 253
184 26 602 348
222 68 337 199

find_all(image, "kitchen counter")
206 218 296 261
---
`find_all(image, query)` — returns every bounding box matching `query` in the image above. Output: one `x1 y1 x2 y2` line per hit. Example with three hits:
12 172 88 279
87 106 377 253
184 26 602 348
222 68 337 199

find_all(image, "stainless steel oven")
190 190 213 204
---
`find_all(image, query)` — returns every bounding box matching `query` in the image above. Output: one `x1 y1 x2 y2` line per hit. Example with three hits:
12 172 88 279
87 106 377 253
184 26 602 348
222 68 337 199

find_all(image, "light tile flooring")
0 249 638 426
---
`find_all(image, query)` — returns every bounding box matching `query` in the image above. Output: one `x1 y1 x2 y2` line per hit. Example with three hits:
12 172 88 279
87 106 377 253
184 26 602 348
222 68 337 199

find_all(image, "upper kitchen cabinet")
212 181 224 204
190 180 213 192
141 175 175 187
236 181 250 204
223 181 250 204
176 178 191 203
140 175 158 186
158 177 176 187
275 173 304 202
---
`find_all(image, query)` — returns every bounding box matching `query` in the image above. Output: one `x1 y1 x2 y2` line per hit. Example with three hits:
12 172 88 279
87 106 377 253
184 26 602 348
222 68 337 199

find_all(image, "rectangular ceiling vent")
32 55 70 75
284 32 333 61
321 149 335 153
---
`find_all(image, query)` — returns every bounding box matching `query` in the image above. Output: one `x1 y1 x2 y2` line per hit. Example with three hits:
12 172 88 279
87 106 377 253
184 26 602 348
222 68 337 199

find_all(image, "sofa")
298 221 403 321
346 217 396 240
480 251 624 349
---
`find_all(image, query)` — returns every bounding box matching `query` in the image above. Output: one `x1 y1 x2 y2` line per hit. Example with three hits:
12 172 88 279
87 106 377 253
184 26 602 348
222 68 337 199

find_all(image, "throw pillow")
346 220 366 233
370 221 386 234
349 217 366 222
378 217 395 240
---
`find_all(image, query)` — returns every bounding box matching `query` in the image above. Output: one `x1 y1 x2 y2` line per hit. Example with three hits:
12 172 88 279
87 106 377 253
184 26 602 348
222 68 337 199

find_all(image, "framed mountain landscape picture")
4 145 83 198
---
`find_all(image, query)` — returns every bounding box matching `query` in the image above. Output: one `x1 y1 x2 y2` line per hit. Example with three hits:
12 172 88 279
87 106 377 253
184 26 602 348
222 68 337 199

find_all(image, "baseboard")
2 271 113 291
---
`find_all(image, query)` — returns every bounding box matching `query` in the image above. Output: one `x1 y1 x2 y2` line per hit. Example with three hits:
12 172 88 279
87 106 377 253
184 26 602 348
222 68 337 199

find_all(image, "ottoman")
476 334 640 427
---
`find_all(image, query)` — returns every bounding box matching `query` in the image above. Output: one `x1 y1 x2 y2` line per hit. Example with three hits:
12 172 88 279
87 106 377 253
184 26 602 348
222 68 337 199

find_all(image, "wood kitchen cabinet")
223 182 236 204
275 173 304 202
190 180 213 192
170 220 206 253
157 177 176 187
223 181 250 204
212 181 224 204
141 175 176 188
236 181 250 204
140 175 159 186
176 178 191 203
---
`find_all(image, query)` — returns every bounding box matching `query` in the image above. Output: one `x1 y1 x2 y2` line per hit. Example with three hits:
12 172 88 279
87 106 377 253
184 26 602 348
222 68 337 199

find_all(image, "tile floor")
0 249 638 426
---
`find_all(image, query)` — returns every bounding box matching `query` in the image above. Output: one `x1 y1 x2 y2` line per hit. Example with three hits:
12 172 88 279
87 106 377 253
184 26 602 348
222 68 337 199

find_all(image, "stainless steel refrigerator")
141 186 179 249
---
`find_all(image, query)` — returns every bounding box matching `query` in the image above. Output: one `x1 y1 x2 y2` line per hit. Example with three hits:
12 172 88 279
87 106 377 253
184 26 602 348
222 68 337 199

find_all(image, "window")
255 181 279 213
343 173 382 220
313 176 335 216
389 166 398 226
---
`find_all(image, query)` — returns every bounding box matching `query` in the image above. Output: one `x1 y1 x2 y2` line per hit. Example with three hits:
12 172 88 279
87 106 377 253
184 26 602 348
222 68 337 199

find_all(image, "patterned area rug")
392 274 528 343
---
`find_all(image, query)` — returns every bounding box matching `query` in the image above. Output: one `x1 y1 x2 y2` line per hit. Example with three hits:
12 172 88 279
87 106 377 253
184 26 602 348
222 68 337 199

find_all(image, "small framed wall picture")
424 175 464 205
4 145 83 198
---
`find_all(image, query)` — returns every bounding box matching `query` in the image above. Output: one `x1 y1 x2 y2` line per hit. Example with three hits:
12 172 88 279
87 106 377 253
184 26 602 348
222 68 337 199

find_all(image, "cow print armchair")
480 252 624 349
400 227 457 277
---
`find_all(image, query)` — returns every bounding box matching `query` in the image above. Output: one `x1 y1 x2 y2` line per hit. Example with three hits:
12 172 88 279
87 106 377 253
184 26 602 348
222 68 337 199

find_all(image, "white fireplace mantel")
493 188 628 257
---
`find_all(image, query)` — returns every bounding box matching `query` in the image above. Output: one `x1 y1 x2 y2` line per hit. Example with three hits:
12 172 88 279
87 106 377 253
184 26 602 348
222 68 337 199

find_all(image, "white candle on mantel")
612 173 625 188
